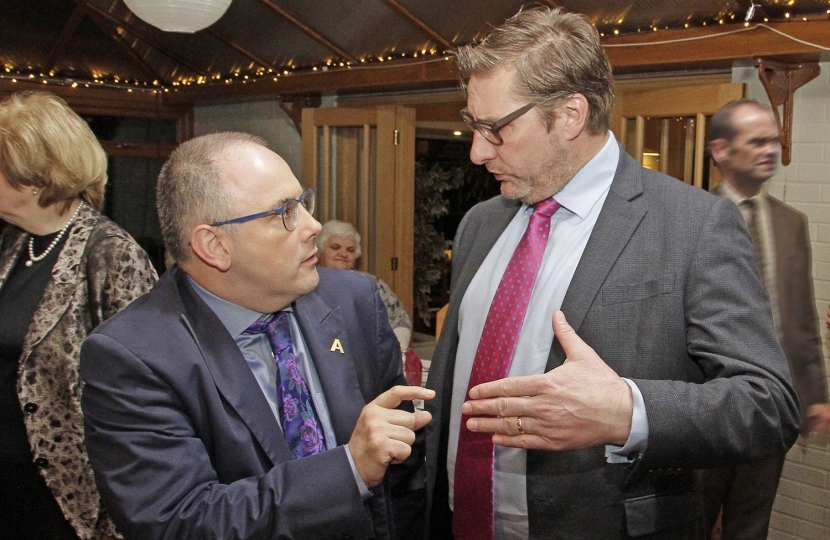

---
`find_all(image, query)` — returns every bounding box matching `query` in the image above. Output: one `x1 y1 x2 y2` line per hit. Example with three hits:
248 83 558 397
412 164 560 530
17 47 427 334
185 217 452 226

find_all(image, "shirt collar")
717 179 766 206
187 276 271 337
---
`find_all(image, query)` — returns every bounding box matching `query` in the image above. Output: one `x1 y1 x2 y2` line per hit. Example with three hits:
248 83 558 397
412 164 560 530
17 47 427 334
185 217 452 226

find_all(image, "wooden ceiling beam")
83 2 207 78
46 4 88 73
206 27 277 71
163 56 456 104
380 0 453 51
82 9 163 83
602 19 830 69
254 0 358 64
165 19 830 104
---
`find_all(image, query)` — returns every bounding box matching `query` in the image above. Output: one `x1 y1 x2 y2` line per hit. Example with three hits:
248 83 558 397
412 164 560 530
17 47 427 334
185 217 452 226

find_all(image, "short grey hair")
316 220 362 259
156 132 267 264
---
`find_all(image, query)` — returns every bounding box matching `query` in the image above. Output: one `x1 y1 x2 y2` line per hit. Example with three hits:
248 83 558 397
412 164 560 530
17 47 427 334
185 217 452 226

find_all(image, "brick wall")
734 63 830 540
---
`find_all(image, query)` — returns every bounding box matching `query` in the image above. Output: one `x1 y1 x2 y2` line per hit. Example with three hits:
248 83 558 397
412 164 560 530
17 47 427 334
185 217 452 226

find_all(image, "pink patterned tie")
453 197 560 540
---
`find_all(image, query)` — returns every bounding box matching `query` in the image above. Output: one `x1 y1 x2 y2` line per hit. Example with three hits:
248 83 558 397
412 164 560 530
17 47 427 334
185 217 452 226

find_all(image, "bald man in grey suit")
423 8 800 540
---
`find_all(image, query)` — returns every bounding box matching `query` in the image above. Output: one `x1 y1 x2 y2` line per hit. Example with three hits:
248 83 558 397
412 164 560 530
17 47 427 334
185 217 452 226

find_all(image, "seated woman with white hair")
316 219 413 355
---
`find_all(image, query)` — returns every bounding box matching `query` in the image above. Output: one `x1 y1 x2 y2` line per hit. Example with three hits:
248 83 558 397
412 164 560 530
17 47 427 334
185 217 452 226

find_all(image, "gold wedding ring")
517 416 524 435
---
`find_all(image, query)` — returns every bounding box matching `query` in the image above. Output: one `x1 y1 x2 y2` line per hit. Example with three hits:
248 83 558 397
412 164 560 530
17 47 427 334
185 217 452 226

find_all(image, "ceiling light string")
603 23 830 52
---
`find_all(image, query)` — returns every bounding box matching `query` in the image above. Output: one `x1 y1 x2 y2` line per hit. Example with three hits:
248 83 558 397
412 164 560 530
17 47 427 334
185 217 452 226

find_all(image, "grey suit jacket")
713 184 828 430
81 266 409 540
425 147 800 539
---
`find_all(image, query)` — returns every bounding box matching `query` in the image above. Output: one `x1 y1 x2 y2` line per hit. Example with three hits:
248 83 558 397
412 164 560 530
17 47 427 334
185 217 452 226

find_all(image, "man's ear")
560 93 590 140
708 138 730 166
189 224 232 272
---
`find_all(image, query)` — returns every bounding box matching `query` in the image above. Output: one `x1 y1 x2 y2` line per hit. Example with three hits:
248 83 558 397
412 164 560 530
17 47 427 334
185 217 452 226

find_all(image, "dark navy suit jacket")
81 266 411 539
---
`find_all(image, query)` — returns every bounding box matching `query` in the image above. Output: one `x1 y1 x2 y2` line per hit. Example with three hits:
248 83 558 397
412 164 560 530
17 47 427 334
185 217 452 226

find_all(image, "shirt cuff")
605 378 648 463
344 445 373 501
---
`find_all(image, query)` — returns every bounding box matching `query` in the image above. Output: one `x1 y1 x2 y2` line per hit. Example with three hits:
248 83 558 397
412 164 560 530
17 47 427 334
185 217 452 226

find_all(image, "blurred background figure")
704 99 830 540
0 91 157 539
317 219 422 385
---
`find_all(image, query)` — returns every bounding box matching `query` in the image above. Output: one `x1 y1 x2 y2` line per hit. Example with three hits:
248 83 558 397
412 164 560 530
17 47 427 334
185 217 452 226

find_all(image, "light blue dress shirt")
448 134 648 539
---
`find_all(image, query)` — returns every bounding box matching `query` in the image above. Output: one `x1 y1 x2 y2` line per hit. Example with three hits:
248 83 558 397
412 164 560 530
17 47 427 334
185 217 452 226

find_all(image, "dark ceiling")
2 0 830 100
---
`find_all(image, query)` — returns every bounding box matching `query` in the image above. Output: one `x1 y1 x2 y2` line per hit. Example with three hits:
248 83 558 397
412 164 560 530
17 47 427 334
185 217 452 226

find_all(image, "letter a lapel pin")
330 338 344 354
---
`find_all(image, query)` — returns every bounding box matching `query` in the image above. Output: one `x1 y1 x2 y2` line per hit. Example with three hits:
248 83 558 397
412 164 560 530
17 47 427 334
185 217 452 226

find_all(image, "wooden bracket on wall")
756 58 820 165
278 94 322 136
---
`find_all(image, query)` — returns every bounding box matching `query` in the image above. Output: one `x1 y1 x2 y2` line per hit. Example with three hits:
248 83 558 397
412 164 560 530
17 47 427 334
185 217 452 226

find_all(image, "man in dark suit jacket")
424 7 800 540
703 100 830 539
80 132 433 539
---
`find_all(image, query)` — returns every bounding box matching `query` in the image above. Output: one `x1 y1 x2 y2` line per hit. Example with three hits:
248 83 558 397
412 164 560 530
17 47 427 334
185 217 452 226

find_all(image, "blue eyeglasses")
210 188 315 232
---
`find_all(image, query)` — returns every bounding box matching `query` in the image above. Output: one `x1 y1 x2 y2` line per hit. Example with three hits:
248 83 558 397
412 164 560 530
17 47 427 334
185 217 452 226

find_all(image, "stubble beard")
501 169 572 205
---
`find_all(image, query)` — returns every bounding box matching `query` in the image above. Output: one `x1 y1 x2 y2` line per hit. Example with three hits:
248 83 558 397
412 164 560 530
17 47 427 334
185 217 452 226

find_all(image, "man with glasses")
79 132 433 539
425 7 798 540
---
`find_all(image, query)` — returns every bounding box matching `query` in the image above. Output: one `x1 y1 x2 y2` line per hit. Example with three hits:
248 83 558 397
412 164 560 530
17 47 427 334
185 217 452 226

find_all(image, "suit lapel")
548 148 647 369
293 290 366 445
173 269 292 465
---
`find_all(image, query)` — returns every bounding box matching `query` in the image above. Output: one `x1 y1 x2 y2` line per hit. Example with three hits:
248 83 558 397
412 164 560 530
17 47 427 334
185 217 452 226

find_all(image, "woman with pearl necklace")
0 91 158 540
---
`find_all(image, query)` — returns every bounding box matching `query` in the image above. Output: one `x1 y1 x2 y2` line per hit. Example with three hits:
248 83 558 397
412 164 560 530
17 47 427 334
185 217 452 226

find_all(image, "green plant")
413 160 465 326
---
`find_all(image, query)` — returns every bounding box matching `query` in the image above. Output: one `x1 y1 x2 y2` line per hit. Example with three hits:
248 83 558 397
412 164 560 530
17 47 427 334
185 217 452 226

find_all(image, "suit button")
23 402 38 414
34 457 49 469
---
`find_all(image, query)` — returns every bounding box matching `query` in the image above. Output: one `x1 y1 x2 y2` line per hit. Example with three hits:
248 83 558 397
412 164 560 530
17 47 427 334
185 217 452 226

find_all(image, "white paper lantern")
123 0 233 33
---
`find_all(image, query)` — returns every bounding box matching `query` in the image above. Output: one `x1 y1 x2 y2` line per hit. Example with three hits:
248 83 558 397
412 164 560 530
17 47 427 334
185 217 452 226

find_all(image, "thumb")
552 310 590 363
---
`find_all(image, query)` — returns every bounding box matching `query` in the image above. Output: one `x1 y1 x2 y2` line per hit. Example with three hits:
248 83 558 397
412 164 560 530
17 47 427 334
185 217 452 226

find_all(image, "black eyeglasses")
210 188 315 232
459 103 535 146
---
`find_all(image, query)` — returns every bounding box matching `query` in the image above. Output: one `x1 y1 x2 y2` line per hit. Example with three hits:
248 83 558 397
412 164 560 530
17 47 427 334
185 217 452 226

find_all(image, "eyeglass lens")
284 190 315 231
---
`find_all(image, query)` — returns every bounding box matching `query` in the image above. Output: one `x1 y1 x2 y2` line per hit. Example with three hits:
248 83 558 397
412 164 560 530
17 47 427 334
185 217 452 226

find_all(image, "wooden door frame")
301 105 415 317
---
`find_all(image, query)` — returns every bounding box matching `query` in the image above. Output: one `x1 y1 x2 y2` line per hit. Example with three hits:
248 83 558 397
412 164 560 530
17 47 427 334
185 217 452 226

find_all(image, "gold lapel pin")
330 338 344 354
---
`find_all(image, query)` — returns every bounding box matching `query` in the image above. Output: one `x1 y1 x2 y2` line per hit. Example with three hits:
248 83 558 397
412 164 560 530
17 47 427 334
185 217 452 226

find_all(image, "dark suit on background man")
702 100 830 540
712 184 828 421
81 132 432 539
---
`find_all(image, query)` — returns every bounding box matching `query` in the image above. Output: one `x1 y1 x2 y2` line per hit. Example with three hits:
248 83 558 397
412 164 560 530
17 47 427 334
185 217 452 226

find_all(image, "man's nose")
469 132 496 165
300 204 322 236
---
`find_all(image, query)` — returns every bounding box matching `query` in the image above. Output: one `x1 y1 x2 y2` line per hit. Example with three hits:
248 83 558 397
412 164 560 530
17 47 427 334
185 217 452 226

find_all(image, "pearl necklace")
25 201 84 267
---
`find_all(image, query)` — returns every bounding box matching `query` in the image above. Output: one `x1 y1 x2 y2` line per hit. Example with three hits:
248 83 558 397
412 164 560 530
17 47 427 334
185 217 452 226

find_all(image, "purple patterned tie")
245 312 324 458
453 197 560 540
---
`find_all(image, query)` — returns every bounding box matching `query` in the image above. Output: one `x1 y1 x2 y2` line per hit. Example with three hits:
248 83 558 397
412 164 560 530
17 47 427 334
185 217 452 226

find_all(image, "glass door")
613 79 745 191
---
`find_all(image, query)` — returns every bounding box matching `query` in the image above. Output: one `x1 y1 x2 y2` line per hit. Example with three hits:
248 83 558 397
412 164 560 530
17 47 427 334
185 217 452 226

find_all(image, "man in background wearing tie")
704 99 830 539
80 132 433 539
424 7 800 540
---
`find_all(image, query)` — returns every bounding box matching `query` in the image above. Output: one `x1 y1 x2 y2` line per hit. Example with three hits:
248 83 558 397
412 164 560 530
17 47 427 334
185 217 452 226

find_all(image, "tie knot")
244 312 291 351
741 198 759 211
532 197 560 219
